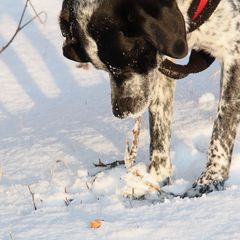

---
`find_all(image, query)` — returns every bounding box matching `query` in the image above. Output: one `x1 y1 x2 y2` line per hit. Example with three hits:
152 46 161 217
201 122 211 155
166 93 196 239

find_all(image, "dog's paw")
123 163 160 197
122 163 175 201
182 180 225 198
148 161 172 187
160 176 173 187
131 189 176 202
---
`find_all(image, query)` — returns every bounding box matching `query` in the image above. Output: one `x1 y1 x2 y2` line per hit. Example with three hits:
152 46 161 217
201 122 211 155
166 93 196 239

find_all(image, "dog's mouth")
110 70 153 119
112 96 151 119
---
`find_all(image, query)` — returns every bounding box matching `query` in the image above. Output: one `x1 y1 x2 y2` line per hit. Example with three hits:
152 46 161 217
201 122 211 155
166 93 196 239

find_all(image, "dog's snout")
113 98 131 119
112 97 140 119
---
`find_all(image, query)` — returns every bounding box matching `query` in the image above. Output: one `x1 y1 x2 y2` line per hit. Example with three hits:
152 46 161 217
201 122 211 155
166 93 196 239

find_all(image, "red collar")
188 0 221 32
192 0 209 20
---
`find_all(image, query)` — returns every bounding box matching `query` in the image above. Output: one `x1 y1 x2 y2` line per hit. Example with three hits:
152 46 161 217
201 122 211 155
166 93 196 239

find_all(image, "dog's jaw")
110 70 155 119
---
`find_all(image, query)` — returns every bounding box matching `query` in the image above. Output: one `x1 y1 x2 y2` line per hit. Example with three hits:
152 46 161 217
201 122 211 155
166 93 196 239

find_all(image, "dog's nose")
112 97 137 119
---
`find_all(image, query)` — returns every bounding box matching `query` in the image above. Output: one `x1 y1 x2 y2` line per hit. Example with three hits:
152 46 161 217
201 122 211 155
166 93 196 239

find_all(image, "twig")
64 186 74 207
64 197 74 207
124 117 142 169
92 117 142 175
133 170 160 191
20 11 47 30
85 181 90 190
0 0 47 54
28 185 37 211
28 0 47 24
9 232 15 240
92 159 125 176
93 159 125 168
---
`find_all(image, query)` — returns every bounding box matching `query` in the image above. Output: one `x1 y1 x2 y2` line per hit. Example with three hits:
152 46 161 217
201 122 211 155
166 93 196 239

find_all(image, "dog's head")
59 0 187 118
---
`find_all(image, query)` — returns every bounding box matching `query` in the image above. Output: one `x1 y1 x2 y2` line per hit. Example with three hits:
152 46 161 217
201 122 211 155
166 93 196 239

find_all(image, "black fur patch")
87 0 158 80
59 0 91 62
87 0 187 81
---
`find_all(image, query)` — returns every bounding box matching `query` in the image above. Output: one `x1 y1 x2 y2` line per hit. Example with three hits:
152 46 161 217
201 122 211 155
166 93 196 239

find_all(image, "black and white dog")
59 0 240 198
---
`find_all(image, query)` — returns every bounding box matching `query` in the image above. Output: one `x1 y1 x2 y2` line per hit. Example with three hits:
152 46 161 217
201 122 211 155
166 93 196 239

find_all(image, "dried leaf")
90 219 104 229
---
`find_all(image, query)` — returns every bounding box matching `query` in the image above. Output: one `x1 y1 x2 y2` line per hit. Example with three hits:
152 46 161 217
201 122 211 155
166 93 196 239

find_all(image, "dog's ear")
125 0 188 59
59 0 91 63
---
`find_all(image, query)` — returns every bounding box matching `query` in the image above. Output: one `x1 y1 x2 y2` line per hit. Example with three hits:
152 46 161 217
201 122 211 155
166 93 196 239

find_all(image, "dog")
59 0 240 198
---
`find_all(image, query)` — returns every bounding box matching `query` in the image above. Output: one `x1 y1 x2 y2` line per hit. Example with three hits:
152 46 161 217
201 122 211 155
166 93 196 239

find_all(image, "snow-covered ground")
1 1 240 239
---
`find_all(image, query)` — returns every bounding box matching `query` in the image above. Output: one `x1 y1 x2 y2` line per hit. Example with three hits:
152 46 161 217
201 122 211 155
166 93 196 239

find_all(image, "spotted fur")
59 0 240 198
177 0 240 197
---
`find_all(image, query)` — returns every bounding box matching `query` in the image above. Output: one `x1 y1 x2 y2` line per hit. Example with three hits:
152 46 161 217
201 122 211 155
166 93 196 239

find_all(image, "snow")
1 1 240 239
198 93 216 111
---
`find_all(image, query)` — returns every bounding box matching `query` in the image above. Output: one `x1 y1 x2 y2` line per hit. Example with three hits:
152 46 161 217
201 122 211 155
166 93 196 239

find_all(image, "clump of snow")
198 92 216 111
122 163 160 197
91 168 125 196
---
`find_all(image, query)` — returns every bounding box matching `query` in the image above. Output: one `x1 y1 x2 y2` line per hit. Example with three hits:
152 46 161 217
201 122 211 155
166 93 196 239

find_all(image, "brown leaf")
90 219 104 229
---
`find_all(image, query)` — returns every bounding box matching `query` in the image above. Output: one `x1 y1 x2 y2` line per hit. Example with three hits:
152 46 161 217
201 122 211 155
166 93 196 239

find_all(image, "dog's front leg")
148 74 176 186
185 61 240 197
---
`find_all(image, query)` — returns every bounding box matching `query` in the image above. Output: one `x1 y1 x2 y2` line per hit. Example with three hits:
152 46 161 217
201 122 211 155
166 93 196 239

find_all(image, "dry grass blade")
9 232 15 240
28 185 37 211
